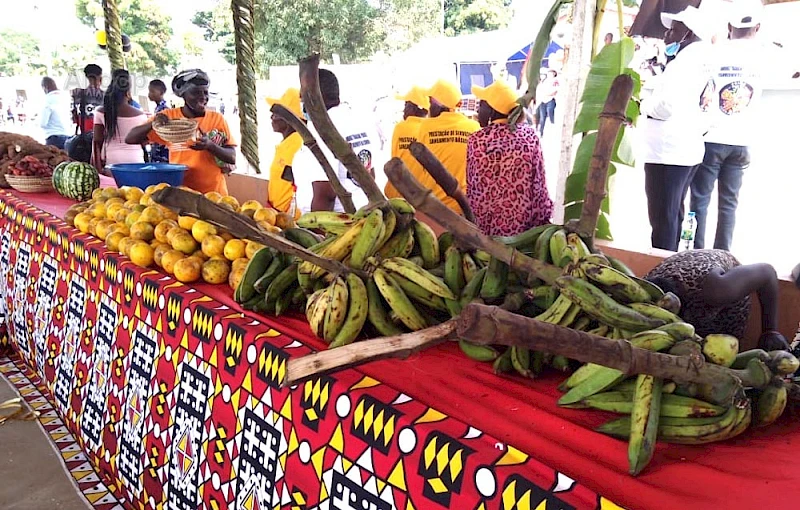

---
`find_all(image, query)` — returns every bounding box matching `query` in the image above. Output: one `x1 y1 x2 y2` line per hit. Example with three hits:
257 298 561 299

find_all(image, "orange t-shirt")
147 108 236 195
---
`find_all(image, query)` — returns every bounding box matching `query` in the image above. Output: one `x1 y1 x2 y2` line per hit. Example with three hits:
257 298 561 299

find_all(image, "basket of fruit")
153 118 198 143
5 156 55 192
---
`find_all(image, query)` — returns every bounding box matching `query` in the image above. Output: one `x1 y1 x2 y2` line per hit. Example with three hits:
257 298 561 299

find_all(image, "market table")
0 187 798 510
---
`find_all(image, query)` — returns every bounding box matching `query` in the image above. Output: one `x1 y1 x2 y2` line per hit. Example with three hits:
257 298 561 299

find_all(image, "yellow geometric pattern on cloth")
167 294 181 330
421 435 465 495
142 280 159 310
349 376 381 390
352 398 397 449
192 307 214 340
123 269 134 298
258 348 287 386
224 327 244 369
302 378 330 423
495 445 529 466
415 407 447 424
599 497 626 509
387 459 407 491
328 423 344 454
501 479 549 510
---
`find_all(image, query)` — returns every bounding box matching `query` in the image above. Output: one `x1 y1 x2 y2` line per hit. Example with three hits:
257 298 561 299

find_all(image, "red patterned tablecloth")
2 188 800 510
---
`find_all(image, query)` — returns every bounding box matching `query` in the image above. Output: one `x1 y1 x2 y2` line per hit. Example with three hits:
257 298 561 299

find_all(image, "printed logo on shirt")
428 130 472 144
700 79 716 112
719 81 754 115
346 132 371 149
398 136 416 151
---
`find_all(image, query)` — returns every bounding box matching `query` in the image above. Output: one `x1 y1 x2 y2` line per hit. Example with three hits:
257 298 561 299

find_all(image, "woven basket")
5 175 54 193
153 119 199 143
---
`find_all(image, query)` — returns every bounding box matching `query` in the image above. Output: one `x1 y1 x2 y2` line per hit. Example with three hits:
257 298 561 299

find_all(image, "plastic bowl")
107 163 187 189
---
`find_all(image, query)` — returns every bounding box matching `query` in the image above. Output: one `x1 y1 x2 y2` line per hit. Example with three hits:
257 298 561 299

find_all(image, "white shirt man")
40 77 71 149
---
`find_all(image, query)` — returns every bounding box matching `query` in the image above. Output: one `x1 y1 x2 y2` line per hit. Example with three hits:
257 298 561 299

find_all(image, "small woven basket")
5 175 54 193
153 118 199 143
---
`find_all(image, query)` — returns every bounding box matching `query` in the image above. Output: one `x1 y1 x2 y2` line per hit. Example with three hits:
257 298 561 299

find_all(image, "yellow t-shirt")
385 116 425 199
417 112 480 213
268 132 303 212
147 108 236 195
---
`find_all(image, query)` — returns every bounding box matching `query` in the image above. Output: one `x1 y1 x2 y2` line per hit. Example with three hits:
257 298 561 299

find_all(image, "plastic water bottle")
679 212 696 251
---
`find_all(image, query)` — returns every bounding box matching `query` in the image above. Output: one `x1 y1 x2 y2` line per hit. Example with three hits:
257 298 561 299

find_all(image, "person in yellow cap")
416 79 480 214
265 88 304 214
467 80 553 236
384 86 429 199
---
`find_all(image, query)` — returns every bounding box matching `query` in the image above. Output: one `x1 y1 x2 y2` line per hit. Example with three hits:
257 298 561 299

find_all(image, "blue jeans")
45 135 69 150
537 99 556 137
690 142 749 251
644 163 697 251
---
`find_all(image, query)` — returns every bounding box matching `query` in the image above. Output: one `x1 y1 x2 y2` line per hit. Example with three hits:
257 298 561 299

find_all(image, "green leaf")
564 202 583 221
574 38 635 133
612 130 635 167
564 172 589 204
527 0 572 104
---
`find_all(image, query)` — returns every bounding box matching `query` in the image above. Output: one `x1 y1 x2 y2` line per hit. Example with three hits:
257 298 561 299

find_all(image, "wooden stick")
577 74 634 238
458 304 773 398
408 141 475 222
152 187 365 278
270 104 355 213
283 320 457 386
298 54 386 205
384 157 562 285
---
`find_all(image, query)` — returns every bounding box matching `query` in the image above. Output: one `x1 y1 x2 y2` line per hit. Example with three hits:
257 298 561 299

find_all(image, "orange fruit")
220 195 240 210
202 258 230 285
228 266 246 290
105 231 126 252
129 241 155 268
154 243 172 267
173 257 202 283
111 223 130 236
223 239 246 261
171 233 199 255
204 191 223 203
139 193 156 206
275 212 295 230
191 249 209 262
161 207 178 221
232 257 250 273
73 212 92 234
253 207 277 225
240 209 256 219
105 202 124 219
201 235 226 258
125 210 142 228
240 200 262 212
118 237 137 257
88 217 102 236
219 231 234 242
123 186 145 202
166 226 188 244
139 206 164 225
245 241 265 259
114 208 129 223
178 215 198 230
144 184 159 195
91 188 104 200
258 222 281 234
95 219 117 241
130 221 156 242
90 202 107 219
191 220 217 243
154 219 179 243
160 250 184 275
101 187 121 199
105 197 124 206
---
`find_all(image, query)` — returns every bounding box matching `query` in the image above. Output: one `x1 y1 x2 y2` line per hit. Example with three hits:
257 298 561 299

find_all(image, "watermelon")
53 162 99 201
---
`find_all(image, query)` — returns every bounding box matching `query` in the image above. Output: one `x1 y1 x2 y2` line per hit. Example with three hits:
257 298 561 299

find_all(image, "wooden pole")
576 74 633 237
102 0 125 71
298 54 386 205
270 104 355 213
409 142 475 222
554 0 596 224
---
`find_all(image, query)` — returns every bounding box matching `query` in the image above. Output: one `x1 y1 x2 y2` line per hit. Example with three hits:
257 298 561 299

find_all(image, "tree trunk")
152 187 364 278
384 158 562 285
102 0 125 71
270 104 355 213
577 74 634 238
298 54 385 205
409 142 475 222
458 303 773 402
231 0 260 173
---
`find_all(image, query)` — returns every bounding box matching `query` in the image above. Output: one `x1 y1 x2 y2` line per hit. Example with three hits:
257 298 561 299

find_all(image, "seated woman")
92 69 147 173
646 249 788 351
466 80 553 237
125 69 236 195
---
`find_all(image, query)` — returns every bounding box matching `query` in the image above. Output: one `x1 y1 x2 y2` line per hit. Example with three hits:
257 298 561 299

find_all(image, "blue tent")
458 40 563 94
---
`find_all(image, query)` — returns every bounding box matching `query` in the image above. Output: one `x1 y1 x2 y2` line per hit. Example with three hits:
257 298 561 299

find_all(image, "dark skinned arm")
310 181 337 211
702 263 788 351
126 118 156 145
190 136 236 165
92 122 105 173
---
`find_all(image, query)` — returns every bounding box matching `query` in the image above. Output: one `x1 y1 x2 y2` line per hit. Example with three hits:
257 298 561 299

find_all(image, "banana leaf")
574 38 636 133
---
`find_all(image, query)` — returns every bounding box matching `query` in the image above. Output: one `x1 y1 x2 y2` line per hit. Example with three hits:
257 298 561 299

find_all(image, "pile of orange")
64 184 292 287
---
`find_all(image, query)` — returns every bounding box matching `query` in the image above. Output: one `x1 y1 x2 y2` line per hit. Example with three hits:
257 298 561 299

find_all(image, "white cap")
729 0 763 28
660 6 714 40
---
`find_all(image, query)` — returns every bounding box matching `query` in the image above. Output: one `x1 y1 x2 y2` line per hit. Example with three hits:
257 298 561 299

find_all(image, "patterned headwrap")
171 69 210 98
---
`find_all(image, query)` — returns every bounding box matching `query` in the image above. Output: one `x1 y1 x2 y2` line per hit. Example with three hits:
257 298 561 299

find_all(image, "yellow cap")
471 80 518 115
395 86 430 110
427 79 462 110
266 87 302 119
